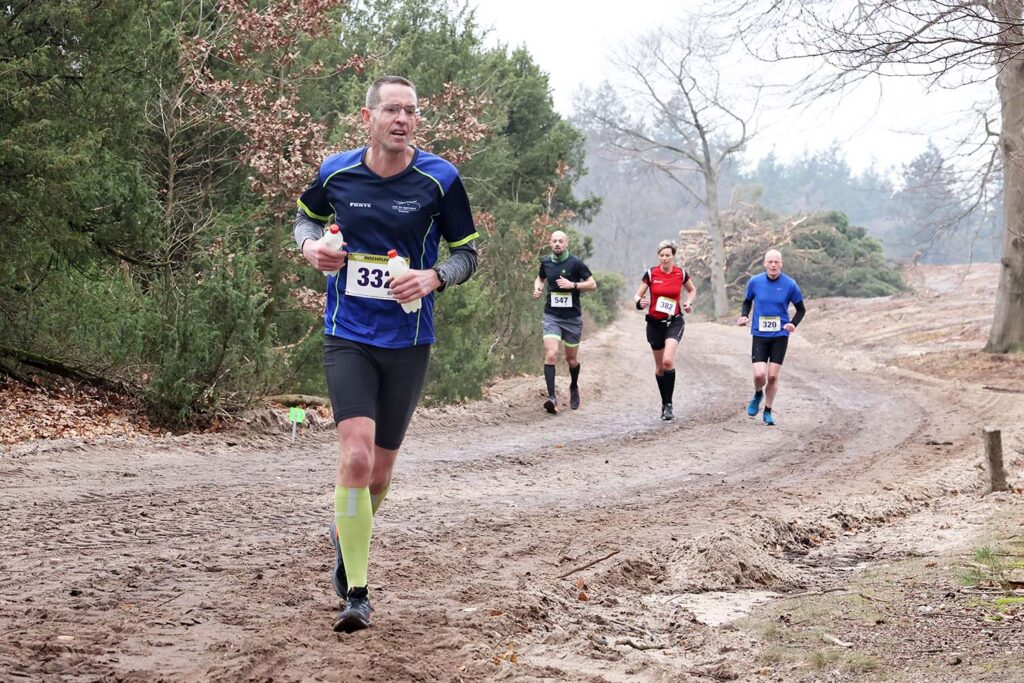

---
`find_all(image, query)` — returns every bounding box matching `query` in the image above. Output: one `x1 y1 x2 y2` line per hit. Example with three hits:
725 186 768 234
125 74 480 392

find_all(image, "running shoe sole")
332 609 371 633
543 397 557 414
328 521 347 598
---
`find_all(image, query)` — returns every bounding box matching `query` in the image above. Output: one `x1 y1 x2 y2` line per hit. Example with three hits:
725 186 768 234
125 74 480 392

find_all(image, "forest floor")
1 263 1022 682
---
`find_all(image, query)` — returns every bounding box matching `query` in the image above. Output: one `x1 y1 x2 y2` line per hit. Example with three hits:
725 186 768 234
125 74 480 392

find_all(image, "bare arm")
633 282 650 310
681 278 696 313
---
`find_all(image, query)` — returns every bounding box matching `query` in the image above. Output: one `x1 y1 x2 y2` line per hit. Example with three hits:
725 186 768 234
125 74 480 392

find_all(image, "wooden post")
983 427 1010 493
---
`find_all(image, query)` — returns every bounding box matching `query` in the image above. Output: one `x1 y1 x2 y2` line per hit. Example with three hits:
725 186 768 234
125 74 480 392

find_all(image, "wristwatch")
432 266 447 292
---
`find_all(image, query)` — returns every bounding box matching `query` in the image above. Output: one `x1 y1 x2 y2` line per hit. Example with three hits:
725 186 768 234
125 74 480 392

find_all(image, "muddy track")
0 265 1012 682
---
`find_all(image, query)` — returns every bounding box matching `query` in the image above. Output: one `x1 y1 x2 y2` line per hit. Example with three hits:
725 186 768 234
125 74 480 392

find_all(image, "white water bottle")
387 249 420 313
320 223 345 277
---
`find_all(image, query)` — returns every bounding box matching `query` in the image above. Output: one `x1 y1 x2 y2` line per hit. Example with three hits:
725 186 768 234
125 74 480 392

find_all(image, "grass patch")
760 645 801 665
843 651 880 673
809 649 841 670
790 601 832 623
956 546 1014 589
993 596 1024 608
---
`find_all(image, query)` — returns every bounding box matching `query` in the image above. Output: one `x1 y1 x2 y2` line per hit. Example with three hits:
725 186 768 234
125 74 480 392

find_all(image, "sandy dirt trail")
0 264 1020 682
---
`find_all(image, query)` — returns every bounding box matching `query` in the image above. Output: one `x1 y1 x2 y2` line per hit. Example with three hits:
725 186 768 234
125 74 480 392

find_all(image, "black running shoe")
661 403 674 421
328 521 347 598
333 586 372 633
543 395 557 414
569 384 580 410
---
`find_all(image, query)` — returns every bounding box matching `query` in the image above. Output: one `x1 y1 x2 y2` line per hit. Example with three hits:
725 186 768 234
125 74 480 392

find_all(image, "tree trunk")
986 7 1024 353
705 178 730 319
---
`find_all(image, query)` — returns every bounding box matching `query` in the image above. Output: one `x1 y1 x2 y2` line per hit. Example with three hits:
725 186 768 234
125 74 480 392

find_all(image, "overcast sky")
469 0 994 175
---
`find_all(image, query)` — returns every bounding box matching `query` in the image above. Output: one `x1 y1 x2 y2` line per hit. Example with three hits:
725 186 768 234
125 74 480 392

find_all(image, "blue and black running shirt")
298 147 478 348
744 272 803 338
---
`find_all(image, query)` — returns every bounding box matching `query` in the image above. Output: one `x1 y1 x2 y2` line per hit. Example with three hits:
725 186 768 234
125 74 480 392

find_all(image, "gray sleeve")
434 240 479 290
294 208 325 251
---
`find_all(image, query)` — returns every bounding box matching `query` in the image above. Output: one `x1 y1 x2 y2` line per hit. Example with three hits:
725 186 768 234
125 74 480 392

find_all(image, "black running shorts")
323 335 431 450
645 315 685 351
751 335 789 365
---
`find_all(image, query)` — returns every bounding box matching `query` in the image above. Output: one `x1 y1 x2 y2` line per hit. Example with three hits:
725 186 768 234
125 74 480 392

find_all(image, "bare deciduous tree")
578 23 756 319
732 0 1024 352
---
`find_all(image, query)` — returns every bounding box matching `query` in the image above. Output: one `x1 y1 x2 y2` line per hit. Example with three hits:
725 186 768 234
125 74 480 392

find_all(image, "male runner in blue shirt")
294 75 479 633
737 249 806 426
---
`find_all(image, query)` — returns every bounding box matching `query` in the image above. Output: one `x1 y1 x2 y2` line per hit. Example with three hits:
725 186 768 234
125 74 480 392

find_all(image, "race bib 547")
550 292 572 308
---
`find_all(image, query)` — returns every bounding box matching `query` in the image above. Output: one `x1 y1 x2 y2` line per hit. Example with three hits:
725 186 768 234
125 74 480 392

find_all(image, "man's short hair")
366 76 417 108
657 240 677 255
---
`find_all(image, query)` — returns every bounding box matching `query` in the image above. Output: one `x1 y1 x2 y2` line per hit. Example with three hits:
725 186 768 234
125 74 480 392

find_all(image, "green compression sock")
370 484 390 515
334 486 373 589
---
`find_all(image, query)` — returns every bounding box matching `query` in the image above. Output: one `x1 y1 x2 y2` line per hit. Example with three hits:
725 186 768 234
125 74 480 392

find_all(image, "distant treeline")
577 136 1003 275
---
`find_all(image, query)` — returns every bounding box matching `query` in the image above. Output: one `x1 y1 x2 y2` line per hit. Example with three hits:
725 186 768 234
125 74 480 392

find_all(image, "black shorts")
323 335 431 450
751 335 789 365
646 315 685 350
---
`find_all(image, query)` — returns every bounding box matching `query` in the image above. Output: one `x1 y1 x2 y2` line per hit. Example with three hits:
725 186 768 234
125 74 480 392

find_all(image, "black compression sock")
663 369 676 403
655 373 666 403
544 364 556 397
569 363 580 388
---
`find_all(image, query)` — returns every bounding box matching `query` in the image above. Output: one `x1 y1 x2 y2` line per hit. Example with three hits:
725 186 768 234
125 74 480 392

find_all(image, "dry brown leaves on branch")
679 206 799 281
0 378 160 446
290 286 327 315
183 0 350 219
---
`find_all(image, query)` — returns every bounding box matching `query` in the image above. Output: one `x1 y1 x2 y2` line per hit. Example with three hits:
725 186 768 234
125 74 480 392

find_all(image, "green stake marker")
289 406 306 441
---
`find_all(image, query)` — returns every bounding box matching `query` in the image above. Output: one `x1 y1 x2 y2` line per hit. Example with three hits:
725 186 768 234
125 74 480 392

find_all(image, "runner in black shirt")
531 230 597 413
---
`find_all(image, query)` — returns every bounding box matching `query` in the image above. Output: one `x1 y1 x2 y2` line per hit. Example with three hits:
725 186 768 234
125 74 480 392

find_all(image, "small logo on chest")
393 201 421 214
349 202 372 208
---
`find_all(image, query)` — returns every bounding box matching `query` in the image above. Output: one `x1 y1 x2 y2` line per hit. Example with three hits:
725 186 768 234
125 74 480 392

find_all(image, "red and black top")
642 265 690 321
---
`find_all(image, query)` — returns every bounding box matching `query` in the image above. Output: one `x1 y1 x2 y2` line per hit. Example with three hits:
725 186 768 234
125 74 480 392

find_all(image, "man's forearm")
294 209 325 252
741 297 753 318
435 242 479 289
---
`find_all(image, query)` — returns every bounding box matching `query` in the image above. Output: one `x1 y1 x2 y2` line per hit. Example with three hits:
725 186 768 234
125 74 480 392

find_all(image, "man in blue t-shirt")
737 249 806 426
293 75 479 633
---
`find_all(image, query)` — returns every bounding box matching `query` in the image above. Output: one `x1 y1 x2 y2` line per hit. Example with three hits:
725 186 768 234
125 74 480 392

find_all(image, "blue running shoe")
746 393 763 416
763 410 775 426
329 520 347 598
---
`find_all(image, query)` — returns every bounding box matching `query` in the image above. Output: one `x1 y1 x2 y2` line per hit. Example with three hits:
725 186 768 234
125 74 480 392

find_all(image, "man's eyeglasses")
373 104 420 117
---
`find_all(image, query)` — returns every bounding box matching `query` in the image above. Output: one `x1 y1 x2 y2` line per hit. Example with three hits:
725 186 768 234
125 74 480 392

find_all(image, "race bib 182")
758 315 781 333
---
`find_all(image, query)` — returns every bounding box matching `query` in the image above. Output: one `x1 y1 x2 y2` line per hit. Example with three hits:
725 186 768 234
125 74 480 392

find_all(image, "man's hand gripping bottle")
387 249 420 313
321 223 344 277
